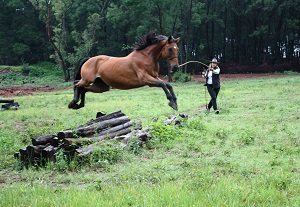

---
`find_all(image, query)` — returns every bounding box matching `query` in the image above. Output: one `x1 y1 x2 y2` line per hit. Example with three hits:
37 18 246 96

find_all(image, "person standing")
202 58 221 114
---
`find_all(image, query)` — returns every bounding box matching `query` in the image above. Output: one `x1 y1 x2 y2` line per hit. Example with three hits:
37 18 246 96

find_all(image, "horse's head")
161 35 180 73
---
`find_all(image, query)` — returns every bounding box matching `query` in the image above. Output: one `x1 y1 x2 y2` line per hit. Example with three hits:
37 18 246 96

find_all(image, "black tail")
74 57 90 83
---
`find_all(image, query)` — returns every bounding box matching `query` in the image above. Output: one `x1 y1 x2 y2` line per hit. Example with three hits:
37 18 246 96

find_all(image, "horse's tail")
74 57 90 83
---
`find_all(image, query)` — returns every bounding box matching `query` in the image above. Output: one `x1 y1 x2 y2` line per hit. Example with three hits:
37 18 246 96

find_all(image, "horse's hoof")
68 102 74 109
168 102 178 110
68 103 80 110
72 104 81 110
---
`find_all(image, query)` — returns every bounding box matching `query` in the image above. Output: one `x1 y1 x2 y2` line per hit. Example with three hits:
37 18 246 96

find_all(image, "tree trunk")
46 0 70 81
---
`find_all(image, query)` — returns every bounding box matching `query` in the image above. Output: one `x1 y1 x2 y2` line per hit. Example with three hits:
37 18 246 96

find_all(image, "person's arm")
212 66 220 74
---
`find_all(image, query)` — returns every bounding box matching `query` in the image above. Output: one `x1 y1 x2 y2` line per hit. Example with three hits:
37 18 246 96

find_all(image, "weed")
126 136 143 155
88 144 122 168
237 130 256 146
149 122 181 143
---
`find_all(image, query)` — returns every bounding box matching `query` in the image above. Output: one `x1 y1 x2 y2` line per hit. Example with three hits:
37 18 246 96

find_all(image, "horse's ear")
167 35 180 43
167 35 173 43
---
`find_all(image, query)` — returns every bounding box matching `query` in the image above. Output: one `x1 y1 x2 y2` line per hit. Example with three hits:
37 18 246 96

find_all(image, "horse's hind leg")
77 87 86 109
68 86 86 109
85 77 110 93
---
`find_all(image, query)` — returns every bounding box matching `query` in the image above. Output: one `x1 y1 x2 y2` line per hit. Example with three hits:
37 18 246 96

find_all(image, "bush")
149 122 182 143
21 63 30 76
173 70 192 82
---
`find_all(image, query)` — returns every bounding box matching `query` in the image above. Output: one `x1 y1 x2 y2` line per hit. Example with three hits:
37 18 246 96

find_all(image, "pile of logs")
14 110 150 166
0 99 19 111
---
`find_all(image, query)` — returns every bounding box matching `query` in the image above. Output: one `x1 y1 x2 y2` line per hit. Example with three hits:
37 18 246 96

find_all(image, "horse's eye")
168 48 173 52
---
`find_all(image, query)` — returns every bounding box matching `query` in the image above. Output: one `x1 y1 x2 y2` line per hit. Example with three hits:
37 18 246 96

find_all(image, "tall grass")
0 75 299 206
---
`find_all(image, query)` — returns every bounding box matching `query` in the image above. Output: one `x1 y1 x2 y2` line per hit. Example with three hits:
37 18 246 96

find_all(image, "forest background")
1 0 299 81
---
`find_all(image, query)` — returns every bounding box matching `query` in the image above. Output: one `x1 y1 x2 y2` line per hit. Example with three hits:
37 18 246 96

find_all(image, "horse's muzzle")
171 65 179 73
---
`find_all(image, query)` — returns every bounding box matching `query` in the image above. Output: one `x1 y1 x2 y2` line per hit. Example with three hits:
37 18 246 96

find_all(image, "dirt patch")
0 86 68 97
0 74 284 97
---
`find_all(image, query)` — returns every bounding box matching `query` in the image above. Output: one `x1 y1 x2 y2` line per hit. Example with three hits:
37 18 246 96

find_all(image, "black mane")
133 32 167 51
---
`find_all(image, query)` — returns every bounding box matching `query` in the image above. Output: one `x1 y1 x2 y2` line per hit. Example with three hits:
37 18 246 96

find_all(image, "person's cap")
210 58 220 63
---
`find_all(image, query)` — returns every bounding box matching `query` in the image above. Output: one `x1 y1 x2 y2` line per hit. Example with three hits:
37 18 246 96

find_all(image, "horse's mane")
133 32 167 51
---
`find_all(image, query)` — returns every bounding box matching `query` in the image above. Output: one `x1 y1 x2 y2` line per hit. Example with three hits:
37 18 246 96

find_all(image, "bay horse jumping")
68 32 180 110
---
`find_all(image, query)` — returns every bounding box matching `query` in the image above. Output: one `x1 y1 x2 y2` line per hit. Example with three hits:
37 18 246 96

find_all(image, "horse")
68 32 180 111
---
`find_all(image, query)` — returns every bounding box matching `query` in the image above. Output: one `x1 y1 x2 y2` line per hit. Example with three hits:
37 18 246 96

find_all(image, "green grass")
0 74 300 206
0 62 69 87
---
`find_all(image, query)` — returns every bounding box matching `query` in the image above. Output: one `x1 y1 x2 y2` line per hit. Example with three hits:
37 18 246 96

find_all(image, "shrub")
149 122 181 143
88 143 122 168
173 70 192 82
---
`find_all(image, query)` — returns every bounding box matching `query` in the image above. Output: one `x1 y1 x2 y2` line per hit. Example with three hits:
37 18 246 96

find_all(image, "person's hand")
202 71 205 75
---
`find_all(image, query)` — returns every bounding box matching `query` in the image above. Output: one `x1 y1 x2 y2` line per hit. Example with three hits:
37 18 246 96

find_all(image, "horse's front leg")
159 78 177 107
147 77 178 110
162 82 177 110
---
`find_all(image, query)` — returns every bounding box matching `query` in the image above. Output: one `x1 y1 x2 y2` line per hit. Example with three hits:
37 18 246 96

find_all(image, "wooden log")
58 115 130 138
114 129 151 146
64 126 132 147
26 143 51 159
78 116 131 136
14 152 20 159
32 134 56 146
75 144 97 156
96 111 106 118
134 130 151 142
63 120 141 148
57 130 76 139
57 111 126 139
97 120 141 136
50 137 59 147
42 145 58 162
85 110 125 125
74 127 135 156
63 137 93 149
18 147 29 165
0 99 14 103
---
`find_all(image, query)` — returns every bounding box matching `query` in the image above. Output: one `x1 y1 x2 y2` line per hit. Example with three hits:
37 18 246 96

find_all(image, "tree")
0 0 49 65
29 0 112 81
1 0 299 74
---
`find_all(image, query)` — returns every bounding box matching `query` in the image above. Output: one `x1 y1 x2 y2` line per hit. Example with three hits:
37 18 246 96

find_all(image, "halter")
158 39 178 63
167 56 179 61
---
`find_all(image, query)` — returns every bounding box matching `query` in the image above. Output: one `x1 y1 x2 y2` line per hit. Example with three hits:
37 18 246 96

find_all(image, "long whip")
178 60 210 109
178 60 209 68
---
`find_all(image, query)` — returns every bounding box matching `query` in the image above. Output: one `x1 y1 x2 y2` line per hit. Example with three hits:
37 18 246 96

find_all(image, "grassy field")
0 74 299 206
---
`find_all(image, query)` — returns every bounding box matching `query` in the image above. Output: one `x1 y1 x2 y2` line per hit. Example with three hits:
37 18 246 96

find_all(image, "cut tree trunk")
42 145 58 162
63 120 141 148
15 110 150 166
32 134 56 146
57 115 130 138
0 99 14 103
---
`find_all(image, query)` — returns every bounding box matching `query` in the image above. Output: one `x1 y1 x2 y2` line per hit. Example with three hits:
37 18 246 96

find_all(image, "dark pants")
207 84 220 110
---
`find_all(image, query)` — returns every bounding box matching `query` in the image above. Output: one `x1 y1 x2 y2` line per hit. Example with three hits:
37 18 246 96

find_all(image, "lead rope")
204 63 212 110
